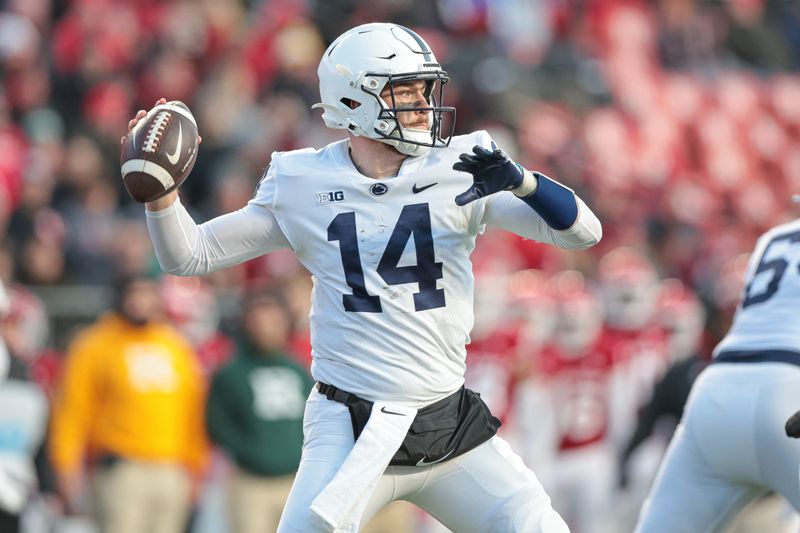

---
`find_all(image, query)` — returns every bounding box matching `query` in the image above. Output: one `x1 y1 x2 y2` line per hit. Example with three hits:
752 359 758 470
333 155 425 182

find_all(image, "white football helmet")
313 23 455 156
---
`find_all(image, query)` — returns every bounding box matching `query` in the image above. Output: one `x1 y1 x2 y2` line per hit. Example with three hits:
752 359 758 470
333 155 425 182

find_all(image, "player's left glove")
453 146 536 206
785 409 800 438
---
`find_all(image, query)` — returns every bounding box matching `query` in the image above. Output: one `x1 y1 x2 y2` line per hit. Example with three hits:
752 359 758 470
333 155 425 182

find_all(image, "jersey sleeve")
482 192 602 249
468 131 602 249
145 162 291 276
248 156 301 252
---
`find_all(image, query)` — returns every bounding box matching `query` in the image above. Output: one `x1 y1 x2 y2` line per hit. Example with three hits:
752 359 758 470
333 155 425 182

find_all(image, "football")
120 101 199 203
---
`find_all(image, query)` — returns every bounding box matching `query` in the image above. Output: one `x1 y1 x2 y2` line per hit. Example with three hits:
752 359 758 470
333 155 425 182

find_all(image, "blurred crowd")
2 0 800 531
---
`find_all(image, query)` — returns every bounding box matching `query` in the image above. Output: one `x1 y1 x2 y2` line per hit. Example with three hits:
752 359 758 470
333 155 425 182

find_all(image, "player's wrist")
145 190 179 212
512 166 538 197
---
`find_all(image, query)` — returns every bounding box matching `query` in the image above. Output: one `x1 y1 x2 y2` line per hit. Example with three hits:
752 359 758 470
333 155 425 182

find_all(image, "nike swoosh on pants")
416 449 454 467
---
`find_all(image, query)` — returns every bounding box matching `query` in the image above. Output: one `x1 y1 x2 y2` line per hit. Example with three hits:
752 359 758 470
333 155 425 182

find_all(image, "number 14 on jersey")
327 203 446 313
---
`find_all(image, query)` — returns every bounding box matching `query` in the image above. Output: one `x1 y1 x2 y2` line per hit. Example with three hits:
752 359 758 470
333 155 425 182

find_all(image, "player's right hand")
120 98 203 146
120 98 165 146
785 409 800 438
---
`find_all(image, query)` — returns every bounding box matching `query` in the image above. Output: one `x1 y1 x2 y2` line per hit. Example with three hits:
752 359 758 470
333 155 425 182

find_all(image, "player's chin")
405 124 432 132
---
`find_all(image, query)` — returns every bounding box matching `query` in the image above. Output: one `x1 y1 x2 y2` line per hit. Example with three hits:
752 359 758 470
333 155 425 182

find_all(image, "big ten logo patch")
318 190 345 205
124 344 179 392
249 367 305 420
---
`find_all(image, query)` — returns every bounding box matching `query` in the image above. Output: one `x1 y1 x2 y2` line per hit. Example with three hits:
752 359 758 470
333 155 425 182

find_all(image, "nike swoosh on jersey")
166 121 182 165
412 182 438 194
380 406 406 416
416 449 454 467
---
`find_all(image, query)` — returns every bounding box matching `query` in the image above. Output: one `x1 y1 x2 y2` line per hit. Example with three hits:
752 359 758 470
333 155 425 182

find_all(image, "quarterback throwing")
128 23 601 533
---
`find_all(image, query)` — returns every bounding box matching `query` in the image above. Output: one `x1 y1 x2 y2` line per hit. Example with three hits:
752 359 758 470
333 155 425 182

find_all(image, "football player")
597 247 668 449
536 272 616 533
635 218 800 532
128 23 601 532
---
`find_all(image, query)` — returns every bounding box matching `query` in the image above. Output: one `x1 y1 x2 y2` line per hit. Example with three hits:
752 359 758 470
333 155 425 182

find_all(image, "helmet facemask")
366 72 455 156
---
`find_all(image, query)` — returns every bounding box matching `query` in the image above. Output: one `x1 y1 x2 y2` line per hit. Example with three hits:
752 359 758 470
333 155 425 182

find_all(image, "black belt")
316 381 375 444
316 381 366 406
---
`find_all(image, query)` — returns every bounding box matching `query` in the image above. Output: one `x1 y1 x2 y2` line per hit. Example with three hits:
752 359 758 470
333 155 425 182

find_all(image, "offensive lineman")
126 23 602 532
635 217 800 532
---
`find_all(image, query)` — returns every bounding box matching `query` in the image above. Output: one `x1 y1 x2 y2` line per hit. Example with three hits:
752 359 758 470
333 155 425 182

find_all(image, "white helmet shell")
314 23 455 156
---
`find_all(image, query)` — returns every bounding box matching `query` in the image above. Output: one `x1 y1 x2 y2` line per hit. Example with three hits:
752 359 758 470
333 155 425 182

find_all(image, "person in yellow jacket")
49 275 209 533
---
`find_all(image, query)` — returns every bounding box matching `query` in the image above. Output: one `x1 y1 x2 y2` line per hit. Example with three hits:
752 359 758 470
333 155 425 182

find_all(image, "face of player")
380 80 432 131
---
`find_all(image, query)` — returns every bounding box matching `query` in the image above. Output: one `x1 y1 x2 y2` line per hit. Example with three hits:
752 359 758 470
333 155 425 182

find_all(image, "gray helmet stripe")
399 26 433 62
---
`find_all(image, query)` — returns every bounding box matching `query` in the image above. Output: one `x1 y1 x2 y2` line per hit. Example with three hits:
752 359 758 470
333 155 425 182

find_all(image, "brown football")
120 101 199 203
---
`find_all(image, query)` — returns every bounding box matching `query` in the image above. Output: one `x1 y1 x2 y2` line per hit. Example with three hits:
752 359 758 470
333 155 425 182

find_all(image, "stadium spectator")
0 278 53 533
49 275 208 533
205 288 312 533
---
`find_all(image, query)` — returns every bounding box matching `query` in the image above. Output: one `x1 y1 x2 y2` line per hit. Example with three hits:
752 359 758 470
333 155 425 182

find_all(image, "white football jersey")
251 131 572 405
714 217 800 357
147 130 600 407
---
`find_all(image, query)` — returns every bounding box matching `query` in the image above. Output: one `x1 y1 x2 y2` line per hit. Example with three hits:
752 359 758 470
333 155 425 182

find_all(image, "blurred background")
1 0 800 532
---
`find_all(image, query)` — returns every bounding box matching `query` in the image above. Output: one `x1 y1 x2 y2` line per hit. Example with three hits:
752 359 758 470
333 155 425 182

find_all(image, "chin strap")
380 127 434 156
383 138 431 157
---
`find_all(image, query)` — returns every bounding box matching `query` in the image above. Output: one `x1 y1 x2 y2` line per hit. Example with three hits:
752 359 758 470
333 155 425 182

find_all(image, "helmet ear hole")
340 98 361 110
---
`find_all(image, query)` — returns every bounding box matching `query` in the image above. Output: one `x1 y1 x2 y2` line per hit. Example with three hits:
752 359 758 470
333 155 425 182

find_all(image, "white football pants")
277 389 569 533
635 362 800 533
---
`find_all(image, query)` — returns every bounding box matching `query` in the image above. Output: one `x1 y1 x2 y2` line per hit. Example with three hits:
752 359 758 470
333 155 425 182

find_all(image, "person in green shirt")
206 288 313 533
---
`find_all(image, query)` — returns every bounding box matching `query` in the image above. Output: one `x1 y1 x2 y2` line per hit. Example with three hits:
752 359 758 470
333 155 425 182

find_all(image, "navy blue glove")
453 145 524 206
786 409 800 438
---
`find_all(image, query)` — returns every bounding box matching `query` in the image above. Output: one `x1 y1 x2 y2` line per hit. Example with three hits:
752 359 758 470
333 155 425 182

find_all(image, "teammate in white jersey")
635 218 800 532
128 23 602 532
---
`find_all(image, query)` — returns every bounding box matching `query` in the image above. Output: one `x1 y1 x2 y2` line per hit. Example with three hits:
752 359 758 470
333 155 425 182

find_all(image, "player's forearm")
146 199 292 276
485 194 601 249
549 197 602 248
145 198 206 275
514 172 579 230
483 167 602 248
